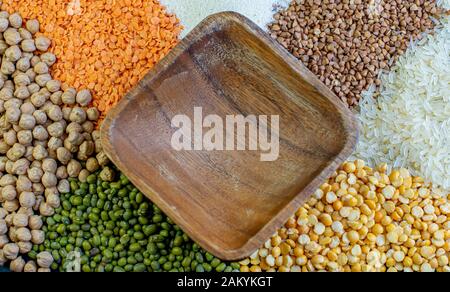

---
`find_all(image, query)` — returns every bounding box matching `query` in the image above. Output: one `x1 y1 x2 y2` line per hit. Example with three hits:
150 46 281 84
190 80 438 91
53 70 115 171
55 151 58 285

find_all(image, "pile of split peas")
240 161 450 272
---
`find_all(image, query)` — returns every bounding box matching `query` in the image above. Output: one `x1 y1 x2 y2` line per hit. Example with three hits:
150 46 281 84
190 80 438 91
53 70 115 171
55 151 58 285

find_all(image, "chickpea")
14 85 31 99
20 102 35 114
1 185 17 201
0 18 9 33
96 151 110 167
67 159 82 178
47 137 63 151
57 179 70 193
31 230 45 245
64 139 78 153
26 19 40 34
19 114 36 130
0 88 14 101
16 227 32 242
17 130 33 145
0 174 17 187
78 169 90 183
17 241 33 254
78 141 95 161
19 28 32 40
66 122 83 133
79 120 93 133
36 251 54 269
40 52 56 66
69 107 87 123
46 79 61 93
42 158 57 173
16 175 32 193
61 88 76 105
19 191 36 208
16 57 31 72
28 167 44 183
33 110 47 125
5 45 22 62
86 107 100 121
35 36 51 51
50 91 63 105
3 28 22 46
56 147 72 164
2 242 19 260
10 256 26 272
21 39 36 52
3 129 17 145
1 58 16 75
38 202 54 217
67 131 84 146
8 13 23 29
24 261 38 272
33 61 49 74
25 68 36 82
47 104 63 121
32 144 48 160
12 158 29 175
76 89 92 106
47 121 65 138
33 125 49 141
5 107 21 123
35 73 52 87
30 56 40 67
42 172 57 188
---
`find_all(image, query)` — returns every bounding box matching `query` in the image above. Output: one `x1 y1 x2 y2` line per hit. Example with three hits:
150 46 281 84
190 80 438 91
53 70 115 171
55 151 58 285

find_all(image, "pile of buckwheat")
269 0 443 106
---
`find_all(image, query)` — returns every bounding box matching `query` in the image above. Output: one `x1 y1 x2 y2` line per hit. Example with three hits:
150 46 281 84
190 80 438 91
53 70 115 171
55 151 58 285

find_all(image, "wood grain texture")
101 12 359 261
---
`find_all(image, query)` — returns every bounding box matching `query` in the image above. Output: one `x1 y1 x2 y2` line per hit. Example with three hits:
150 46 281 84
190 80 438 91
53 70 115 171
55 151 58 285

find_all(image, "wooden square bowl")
101 12 358 261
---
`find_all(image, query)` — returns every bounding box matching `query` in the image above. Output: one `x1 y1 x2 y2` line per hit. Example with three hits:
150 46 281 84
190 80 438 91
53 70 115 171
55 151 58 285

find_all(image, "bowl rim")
101 11 359 261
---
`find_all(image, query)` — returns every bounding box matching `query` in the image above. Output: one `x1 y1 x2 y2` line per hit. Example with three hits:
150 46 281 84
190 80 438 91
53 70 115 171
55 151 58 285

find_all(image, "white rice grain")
354 15 450 192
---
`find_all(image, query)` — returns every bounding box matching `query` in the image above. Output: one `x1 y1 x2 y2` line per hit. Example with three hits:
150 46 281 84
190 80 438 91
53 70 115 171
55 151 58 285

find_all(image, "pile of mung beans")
30 168 239 272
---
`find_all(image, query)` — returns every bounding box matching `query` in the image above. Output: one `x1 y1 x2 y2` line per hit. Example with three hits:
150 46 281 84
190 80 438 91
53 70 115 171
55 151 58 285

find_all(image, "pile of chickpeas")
240 160 450 272
0 10 110 271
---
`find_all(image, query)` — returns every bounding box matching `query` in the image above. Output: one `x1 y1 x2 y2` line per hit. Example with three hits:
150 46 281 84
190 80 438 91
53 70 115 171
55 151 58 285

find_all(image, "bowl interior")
103 13 356 260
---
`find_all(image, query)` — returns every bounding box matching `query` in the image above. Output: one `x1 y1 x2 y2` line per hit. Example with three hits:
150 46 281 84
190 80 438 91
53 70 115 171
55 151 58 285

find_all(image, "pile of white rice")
354 15 450 191
160 0 290 38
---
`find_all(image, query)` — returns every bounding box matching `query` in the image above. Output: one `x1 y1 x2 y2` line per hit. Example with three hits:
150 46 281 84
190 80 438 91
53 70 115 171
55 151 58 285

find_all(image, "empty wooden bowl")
101 12 358 261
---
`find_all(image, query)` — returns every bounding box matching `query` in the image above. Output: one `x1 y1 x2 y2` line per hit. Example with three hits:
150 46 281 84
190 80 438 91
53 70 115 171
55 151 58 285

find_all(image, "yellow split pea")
240 161 450 272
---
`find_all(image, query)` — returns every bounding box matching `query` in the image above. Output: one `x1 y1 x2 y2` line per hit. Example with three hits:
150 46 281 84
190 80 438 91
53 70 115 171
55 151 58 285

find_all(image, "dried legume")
34 170 239 272
2 0 182 122
0 10 106 271
241 160 450 272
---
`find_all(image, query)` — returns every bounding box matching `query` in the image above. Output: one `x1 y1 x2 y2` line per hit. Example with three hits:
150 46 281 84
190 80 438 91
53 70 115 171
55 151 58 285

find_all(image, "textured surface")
2 0 181 122
161 0 290 38
354 16 450 192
